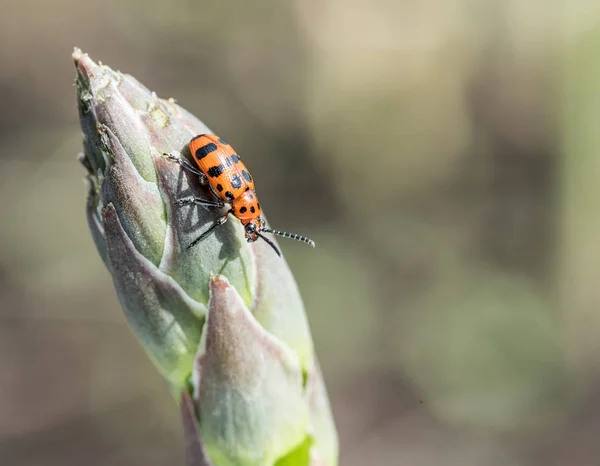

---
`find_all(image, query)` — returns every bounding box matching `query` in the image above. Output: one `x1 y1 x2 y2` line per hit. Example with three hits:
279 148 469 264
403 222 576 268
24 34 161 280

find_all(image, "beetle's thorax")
231 190 261 225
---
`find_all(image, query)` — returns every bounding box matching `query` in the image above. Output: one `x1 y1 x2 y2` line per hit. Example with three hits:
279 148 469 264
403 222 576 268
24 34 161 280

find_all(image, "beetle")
163 134 315 257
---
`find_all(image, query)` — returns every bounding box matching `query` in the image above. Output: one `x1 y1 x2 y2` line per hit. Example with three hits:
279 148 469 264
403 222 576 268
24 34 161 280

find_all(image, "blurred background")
1 0 599 464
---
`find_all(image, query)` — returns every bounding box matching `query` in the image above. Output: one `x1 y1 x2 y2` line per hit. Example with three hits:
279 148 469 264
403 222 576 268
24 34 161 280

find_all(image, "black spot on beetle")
257 203 261 209
242 170 252 182
225 191 235 201
224 158 232 168
216 184 224 192
250 206 256 213
195 143 217 159
218 138 228 145
190 134 205 143
240 206 247 213
231 154 241 164
207 164 224 178
230 174 242 189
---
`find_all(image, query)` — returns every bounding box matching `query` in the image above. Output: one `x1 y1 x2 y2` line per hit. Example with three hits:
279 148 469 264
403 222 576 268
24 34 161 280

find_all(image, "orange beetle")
163 134 315 256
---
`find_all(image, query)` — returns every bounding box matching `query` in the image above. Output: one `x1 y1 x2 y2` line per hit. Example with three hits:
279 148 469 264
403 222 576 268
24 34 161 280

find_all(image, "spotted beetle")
163 134 315 257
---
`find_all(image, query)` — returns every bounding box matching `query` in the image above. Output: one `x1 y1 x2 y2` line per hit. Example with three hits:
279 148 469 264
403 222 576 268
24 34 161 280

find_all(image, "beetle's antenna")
256 232 281 257
262 228 315 248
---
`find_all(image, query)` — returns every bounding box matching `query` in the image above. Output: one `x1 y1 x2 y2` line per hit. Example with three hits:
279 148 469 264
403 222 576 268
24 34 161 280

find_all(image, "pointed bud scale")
102 203 205 386
195 276 308 465
73 48 338 465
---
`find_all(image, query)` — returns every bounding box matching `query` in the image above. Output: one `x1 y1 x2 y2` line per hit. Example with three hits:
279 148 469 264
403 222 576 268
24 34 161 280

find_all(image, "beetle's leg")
187 212 231 249
174 197 225 208
162 152 207 184
197 171 209 186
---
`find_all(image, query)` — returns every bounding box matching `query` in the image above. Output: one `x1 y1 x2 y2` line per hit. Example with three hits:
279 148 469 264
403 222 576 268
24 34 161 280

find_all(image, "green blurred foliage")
1 0 599 464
